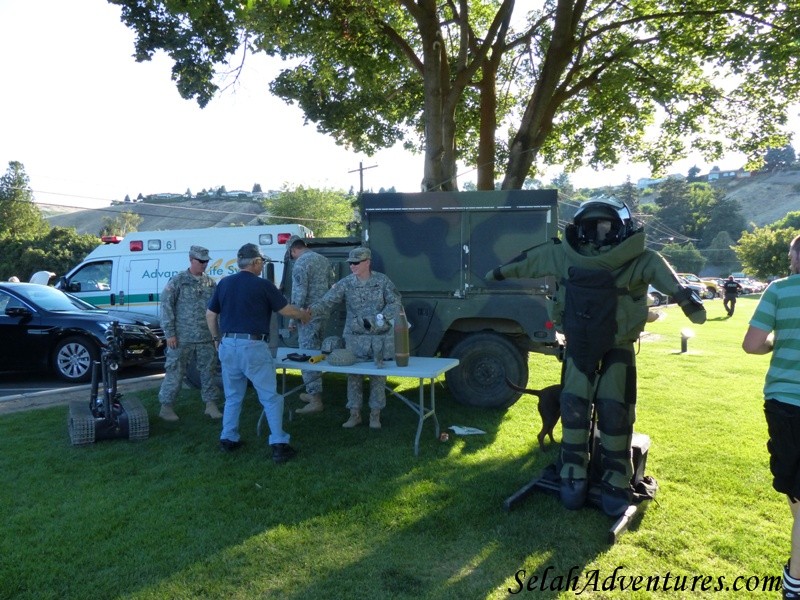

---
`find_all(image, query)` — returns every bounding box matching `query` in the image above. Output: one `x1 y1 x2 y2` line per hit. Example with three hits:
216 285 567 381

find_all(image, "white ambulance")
56 224 311 318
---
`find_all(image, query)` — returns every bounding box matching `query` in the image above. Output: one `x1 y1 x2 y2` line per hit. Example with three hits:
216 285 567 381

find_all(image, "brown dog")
507 379 562 451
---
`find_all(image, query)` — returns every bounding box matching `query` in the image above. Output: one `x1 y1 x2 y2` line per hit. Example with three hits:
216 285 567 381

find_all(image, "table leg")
429 378 440 438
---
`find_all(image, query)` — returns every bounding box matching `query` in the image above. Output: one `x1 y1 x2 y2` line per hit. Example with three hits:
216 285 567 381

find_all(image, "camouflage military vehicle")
280 190 562 409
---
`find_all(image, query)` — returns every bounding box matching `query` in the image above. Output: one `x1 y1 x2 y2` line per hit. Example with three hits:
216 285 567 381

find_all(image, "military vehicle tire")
446 332 527 409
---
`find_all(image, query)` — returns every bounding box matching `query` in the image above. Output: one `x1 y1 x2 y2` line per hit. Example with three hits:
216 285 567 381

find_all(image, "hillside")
44 170 800 238
45 198 271 235
720 169 800 226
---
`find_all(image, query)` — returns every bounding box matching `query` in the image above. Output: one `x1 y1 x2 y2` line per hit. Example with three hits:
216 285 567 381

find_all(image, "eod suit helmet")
573 195 639 245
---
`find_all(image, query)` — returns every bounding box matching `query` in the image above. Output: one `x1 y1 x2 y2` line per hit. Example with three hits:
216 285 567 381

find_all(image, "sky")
1 0 797 212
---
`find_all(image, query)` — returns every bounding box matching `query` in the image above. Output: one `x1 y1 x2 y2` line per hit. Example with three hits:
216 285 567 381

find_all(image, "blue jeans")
218 338 289 446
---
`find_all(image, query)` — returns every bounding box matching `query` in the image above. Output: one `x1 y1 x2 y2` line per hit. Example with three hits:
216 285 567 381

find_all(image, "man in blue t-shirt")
743 234 800 599
206 243 310 464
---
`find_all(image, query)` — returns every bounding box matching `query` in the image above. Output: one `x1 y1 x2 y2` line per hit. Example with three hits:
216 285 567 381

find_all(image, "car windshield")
64 292 101 311
16 285 90 312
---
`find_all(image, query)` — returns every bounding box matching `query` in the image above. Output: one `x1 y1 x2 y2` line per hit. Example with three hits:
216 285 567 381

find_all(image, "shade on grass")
0 297 787 599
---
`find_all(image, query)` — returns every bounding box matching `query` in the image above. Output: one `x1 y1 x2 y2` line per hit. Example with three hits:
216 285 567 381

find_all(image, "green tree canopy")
0 161 48 240
773 211 800 230
0 161 119 282
110 0 800 191
763 144 797 171
653 179 694 238
617 178 640 213
660 242 705 274
735 226 798 280
0 227 99 283
700 197 747 247
706 231 740 274
99 211 143 237
265 186 354 237
650 178 745 248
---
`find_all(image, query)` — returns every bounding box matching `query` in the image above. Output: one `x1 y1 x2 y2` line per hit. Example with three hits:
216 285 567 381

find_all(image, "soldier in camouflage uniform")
286 235 331 414
310 247 402 429
487 196 706 517
158 245 222 421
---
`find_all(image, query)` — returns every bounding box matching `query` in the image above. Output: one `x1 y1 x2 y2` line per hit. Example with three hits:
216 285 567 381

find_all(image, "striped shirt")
749 274 800 407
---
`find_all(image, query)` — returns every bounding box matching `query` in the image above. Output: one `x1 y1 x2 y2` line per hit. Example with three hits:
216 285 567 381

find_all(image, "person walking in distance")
285 235 331 414
206 243 310 464
723 275 743 317
158 245 222 422
310 247 402 430
743 235 800 600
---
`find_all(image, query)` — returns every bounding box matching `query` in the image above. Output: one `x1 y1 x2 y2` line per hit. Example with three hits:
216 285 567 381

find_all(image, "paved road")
0 361 166 415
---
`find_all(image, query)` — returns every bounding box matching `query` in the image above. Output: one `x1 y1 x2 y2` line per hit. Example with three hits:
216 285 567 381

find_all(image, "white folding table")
270 347 459 455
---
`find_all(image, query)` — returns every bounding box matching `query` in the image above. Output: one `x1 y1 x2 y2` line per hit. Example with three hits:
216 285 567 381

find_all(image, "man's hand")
166 336 178 350
298 308 312 325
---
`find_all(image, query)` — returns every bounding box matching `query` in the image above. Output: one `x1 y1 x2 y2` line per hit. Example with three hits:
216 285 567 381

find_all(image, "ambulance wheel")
446 333 527 409
54 336 99 383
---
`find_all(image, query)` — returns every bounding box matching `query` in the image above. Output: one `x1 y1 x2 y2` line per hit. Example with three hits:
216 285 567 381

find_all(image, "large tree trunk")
417 2 454 191
476 58 498 190
501 0 585 189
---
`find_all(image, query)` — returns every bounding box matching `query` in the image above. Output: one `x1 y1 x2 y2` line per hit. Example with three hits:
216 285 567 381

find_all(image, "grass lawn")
0 296 787 599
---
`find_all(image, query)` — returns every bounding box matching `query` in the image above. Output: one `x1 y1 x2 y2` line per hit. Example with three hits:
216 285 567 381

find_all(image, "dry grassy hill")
721 169 800 226
44 170 800 238
45 199 271 235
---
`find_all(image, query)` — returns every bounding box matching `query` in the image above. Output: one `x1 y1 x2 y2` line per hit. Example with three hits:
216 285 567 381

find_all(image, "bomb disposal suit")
486 196 706 517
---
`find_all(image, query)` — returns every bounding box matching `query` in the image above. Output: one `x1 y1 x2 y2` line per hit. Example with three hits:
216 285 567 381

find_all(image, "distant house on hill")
707 167 751 181
638 167 752 189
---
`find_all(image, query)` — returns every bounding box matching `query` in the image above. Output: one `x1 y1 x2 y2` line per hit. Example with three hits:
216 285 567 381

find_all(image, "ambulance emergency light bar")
99 232 296 252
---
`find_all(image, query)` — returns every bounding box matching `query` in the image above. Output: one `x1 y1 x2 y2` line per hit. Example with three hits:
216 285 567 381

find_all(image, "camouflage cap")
237 243 266 260
286 235 306 250
189 245 211 261
327 348 356 366
348 247 371 263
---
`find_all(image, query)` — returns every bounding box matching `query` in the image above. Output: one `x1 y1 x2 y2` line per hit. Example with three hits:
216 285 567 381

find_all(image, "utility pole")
349 161 378 193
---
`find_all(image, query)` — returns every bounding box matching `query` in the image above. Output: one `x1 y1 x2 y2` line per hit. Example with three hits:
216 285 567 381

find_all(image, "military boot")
296 394 323 414
342 409 362 428
204 402 222 419
369 409 382 429
600 484 633 518
559 477 588 510
159 404 179 422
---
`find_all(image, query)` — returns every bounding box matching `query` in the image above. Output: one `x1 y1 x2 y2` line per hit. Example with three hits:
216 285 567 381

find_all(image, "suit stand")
503 413 657 544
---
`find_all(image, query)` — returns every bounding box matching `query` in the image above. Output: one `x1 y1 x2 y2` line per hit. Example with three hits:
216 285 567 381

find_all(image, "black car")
0 282 165 383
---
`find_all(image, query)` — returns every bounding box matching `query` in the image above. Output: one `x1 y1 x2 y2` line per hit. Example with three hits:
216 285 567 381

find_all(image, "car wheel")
704 288 715 300
445 332 528 409
54 336 99 383
650 294 662 306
